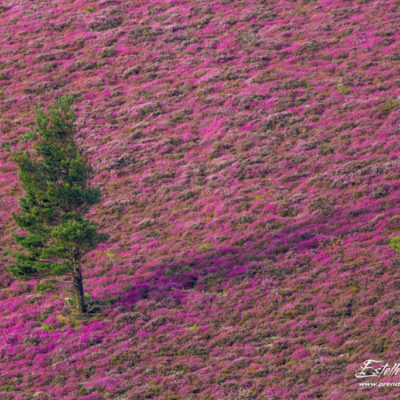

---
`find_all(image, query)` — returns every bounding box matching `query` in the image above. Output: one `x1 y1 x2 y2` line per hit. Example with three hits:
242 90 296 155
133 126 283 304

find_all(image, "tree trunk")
72 264 86 314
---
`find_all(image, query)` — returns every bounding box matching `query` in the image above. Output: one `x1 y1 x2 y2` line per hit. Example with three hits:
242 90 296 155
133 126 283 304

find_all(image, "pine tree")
8 94 108 315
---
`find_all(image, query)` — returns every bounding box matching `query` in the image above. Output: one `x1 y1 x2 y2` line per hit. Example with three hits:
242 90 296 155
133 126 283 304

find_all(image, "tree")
8 94 108 315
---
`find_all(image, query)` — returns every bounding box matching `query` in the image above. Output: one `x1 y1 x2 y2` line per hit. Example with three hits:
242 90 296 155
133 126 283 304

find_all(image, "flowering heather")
0 0 400 398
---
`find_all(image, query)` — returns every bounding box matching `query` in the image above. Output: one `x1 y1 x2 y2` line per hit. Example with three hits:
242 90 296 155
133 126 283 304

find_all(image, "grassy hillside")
0 0 400 398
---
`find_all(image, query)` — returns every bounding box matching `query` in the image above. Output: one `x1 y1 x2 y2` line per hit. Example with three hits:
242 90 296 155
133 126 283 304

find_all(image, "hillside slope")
1 0 400 398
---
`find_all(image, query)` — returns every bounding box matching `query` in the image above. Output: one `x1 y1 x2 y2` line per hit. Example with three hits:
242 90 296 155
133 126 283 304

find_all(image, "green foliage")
34 279 56 292
21 127 37 142
189 323 198 331
336 79 350 95
390 237 400 252
8 94 108 280
41 323 54 332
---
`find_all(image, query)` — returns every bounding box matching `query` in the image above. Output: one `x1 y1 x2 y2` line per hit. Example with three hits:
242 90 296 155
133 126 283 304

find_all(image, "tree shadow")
110 196 394 310
112 244 282 310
